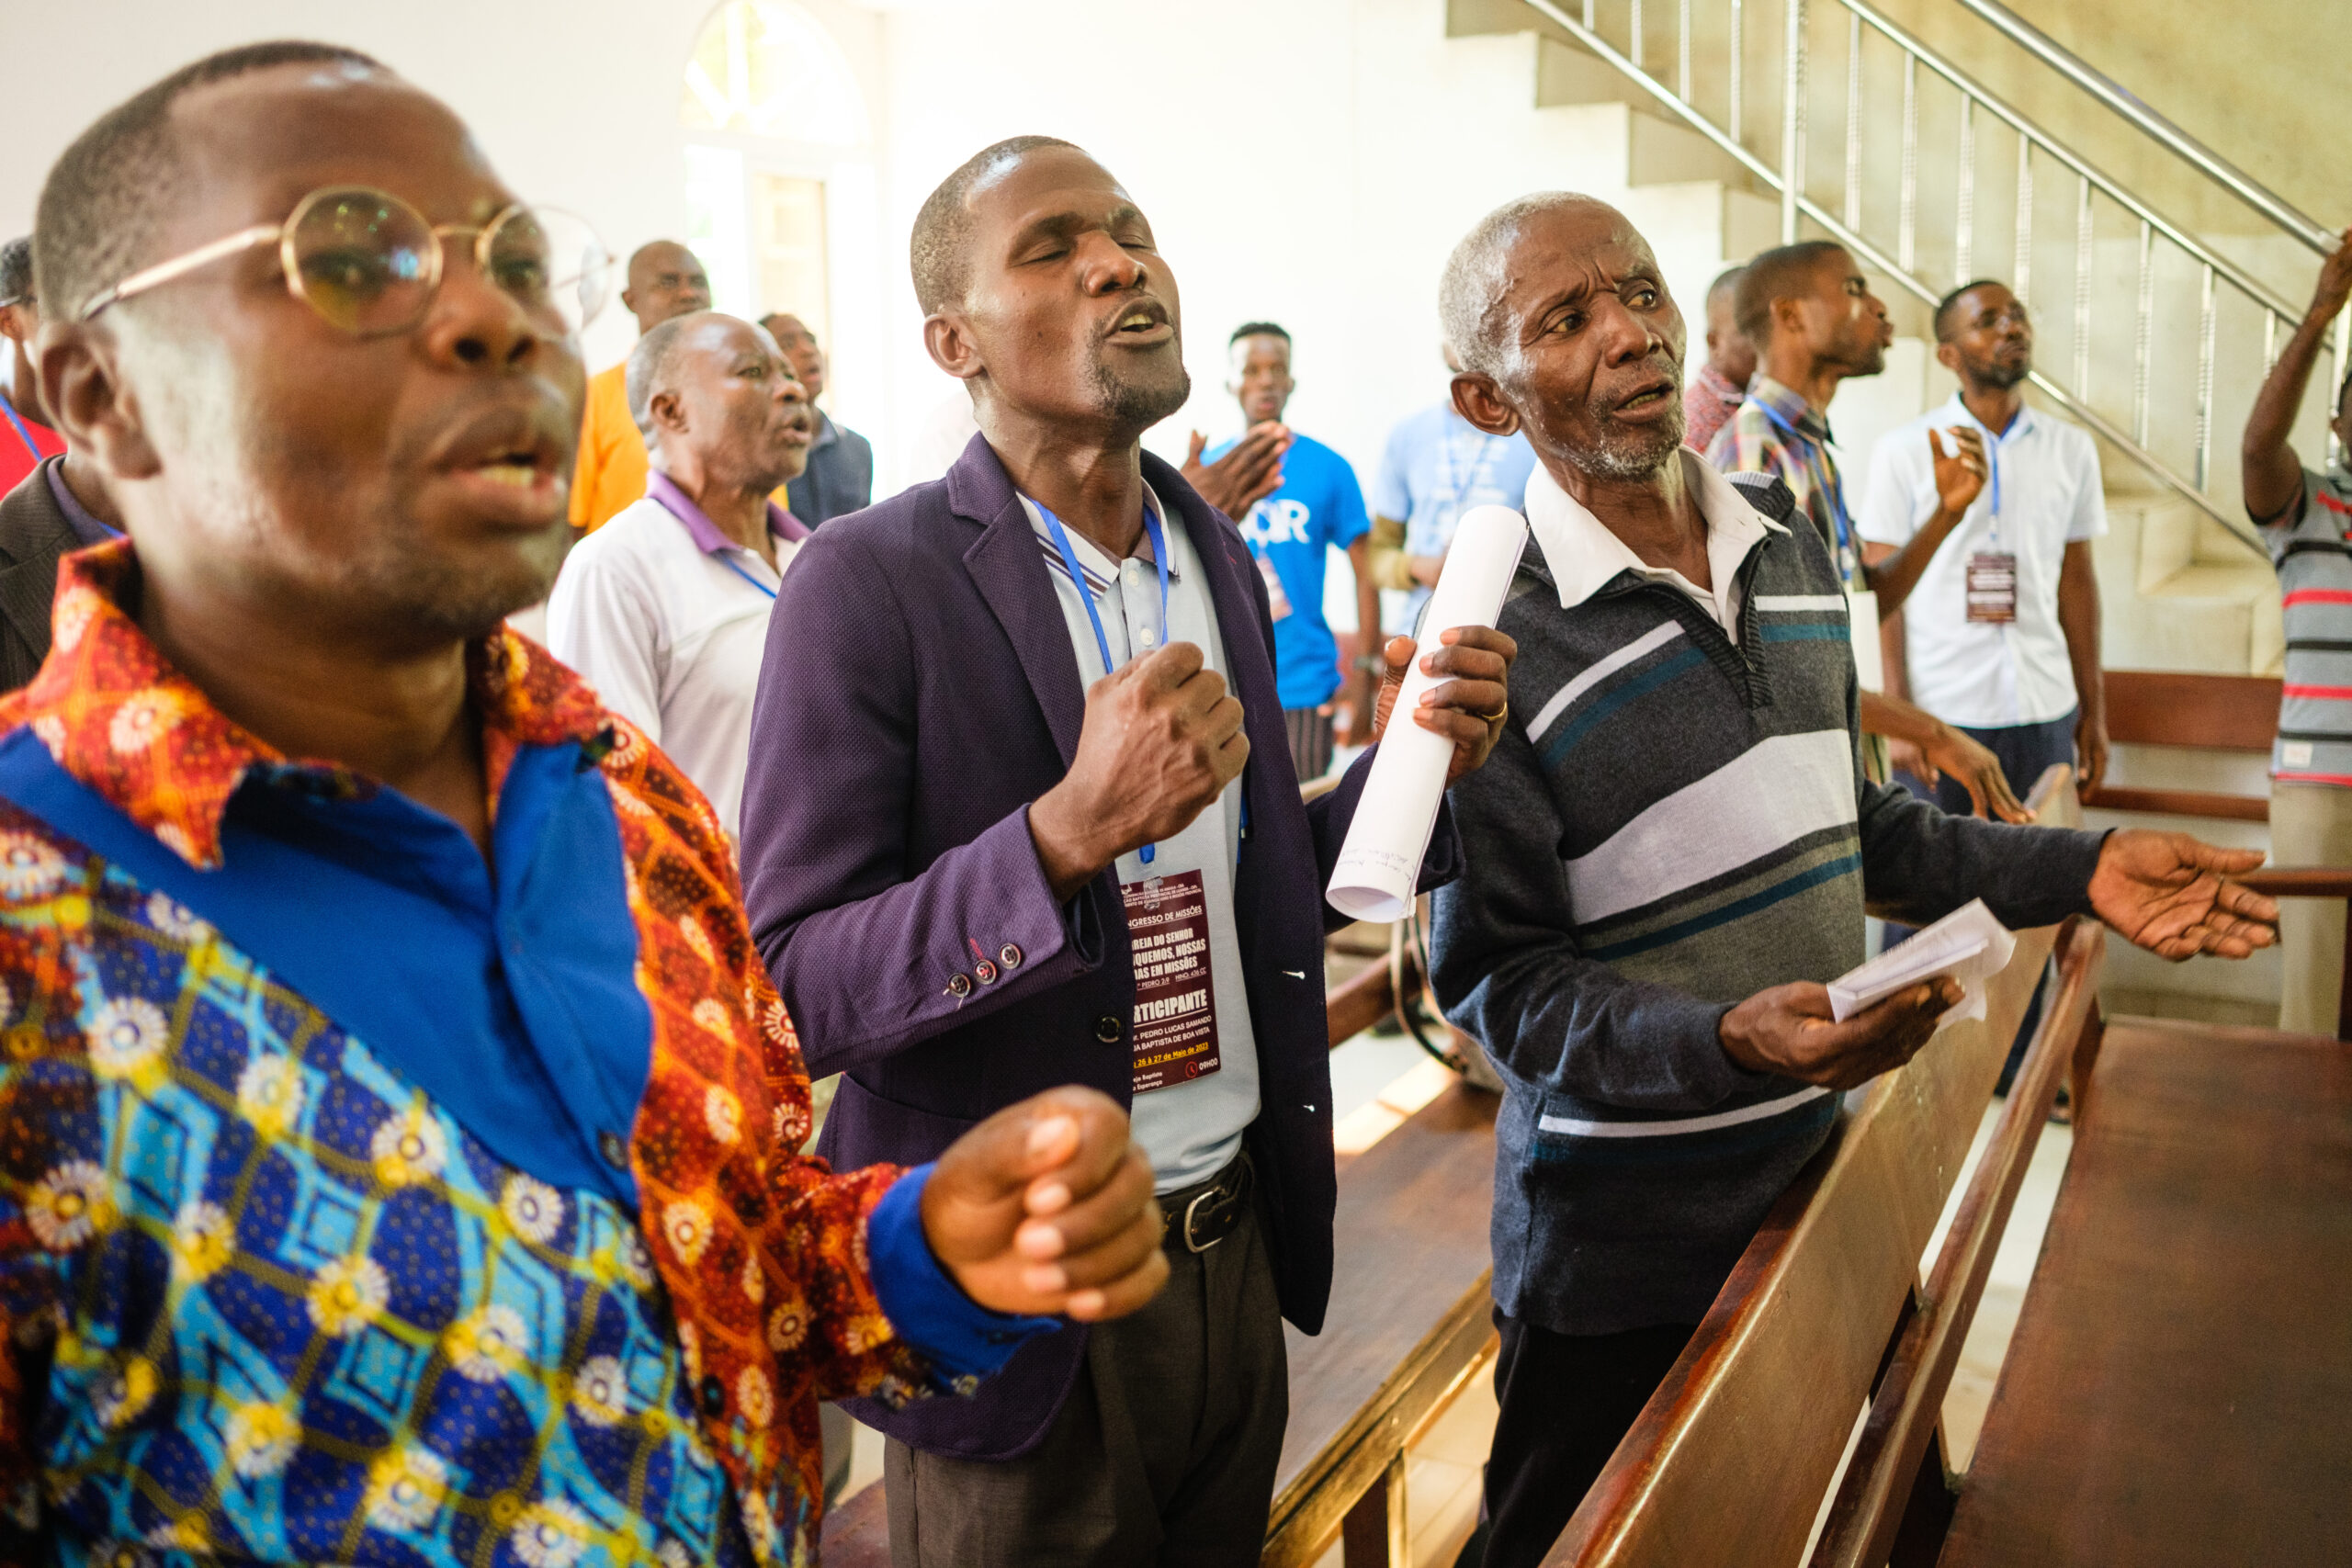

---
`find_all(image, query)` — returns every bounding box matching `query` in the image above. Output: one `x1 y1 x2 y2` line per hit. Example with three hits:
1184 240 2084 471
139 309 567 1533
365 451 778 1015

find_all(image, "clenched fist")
1029 640 1250 900
926 1086 1167 1320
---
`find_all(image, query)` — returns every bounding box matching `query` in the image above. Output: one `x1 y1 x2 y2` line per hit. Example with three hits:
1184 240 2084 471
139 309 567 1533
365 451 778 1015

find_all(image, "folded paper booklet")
1827 899 2018 1024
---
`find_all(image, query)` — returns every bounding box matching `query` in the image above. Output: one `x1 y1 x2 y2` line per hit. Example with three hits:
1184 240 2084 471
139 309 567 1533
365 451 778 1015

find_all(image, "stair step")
2139 562 2276 601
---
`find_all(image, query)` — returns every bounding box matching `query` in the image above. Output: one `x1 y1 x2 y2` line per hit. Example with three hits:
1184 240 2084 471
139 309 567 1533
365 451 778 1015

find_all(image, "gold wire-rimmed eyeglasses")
77 186 613 339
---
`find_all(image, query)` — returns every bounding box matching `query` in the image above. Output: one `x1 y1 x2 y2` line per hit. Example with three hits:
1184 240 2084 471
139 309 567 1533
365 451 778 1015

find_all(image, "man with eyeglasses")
1 41 1170 1566
0 235 121 693
571 240 715 532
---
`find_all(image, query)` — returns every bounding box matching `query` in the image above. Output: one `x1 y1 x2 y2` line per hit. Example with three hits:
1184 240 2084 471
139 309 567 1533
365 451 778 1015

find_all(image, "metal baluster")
2195 263 2216 488
2014 136 2033 305
1632 0 1645 69
1897 53 1917 273
1679 0 1692 100
1955 96 1976 285
2073 175 2093 400
1843 12 1862 231
1780 0 1806 243
2263 310 2279 374
2132 221 2153 446
1730 0 1745 144
1584 0 1595 28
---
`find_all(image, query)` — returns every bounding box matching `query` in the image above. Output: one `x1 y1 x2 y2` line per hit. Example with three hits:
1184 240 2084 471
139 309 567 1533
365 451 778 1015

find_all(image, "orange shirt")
571 362 647 533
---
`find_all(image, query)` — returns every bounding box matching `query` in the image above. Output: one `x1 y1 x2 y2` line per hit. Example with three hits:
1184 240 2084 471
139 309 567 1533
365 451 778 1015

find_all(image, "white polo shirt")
546 471 809 833
1856 395 2107 728
1019 487 1261 1193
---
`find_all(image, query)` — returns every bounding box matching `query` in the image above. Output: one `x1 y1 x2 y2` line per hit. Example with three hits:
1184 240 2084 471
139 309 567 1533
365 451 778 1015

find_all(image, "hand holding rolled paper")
1328 505 1528 922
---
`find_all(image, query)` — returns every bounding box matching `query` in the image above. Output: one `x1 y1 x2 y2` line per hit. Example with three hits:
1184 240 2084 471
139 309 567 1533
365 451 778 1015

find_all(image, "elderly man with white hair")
1422 193 2278 1567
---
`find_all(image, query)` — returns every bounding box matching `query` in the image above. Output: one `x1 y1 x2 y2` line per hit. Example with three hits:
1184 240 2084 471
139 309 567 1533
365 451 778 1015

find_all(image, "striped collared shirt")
2262 463 2352 784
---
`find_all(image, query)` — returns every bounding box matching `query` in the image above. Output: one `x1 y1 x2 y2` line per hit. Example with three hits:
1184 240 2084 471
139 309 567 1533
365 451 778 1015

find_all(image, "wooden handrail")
1809 919 2108 1567
2078 784 2268 822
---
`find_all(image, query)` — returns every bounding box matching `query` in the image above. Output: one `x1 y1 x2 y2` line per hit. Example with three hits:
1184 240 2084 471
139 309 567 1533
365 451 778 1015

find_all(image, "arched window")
682 0 870 147
679 0 870 333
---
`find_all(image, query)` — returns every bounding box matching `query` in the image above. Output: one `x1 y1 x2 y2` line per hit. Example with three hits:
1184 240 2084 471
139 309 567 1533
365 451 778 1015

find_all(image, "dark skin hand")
1723 976 1964 1089
2086 832 2275 960
41 66 1168 1325
1182 421 1289 518
925 1085 1168 1319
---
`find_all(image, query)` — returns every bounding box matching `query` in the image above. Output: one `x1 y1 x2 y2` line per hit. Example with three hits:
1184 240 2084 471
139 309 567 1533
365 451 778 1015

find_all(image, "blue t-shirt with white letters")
1203 431 1371 708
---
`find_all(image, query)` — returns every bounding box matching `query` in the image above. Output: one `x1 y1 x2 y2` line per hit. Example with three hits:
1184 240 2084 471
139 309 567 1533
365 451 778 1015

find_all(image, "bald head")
622 242 709 335
910 134 1079 317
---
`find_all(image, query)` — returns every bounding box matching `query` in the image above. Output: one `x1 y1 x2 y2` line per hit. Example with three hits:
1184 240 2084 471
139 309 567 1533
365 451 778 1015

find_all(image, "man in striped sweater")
1425 194 2278 1568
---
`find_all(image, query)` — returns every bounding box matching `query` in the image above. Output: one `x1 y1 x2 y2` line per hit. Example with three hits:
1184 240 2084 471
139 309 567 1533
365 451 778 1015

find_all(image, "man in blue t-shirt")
1367 352 1541 637
1206 322 1375 781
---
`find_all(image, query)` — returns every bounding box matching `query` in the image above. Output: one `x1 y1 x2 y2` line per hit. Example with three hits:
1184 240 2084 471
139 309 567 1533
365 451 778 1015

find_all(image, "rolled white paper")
1327 504 1530 923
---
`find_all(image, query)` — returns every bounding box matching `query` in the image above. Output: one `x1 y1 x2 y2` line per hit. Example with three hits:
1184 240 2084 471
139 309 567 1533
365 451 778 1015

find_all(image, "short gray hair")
627 311 704 438
1438 192 1611 380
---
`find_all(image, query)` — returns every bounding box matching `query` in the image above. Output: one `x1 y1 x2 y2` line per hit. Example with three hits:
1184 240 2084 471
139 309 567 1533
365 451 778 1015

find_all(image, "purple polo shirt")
645 468 810 554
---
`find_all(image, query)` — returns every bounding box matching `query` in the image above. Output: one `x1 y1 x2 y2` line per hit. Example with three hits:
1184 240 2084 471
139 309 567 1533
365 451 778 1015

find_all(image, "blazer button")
1095 1015 1125 1044
999 943 1023 969
598 1131 628 1170
700 1374 727 1416
974 959 999 985
945 973 973 998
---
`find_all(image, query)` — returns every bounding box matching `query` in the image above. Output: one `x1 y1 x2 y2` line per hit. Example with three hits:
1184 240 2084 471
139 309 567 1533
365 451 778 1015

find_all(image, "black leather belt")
1158 1152 1253 1254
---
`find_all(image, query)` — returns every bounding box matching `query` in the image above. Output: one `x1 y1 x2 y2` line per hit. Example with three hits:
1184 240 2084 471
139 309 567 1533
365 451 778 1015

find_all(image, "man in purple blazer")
740 135 1515 1565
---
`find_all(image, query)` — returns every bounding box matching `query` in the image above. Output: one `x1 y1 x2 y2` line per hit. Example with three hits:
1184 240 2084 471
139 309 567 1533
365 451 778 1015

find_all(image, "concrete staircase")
1442 0 2284 682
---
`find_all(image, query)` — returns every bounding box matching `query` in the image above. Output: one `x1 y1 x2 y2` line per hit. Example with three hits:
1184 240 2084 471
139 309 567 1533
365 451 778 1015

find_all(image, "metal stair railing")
1513 0 2344 557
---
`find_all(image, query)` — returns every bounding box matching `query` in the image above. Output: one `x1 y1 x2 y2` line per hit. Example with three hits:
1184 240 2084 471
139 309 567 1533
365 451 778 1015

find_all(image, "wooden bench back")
2082 670 2278 821
1538 770 2087 1568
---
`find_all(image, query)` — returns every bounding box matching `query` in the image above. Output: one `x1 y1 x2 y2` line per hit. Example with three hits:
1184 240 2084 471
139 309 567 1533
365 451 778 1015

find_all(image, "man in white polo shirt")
1859 278 2109 813
548 310 813 832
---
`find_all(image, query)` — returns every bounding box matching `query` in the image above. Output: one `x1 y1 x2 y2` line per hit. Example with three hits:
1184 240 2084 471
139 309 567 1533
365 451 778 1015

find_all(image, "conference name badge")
1123 870 1222 1094
1965 552 2018 624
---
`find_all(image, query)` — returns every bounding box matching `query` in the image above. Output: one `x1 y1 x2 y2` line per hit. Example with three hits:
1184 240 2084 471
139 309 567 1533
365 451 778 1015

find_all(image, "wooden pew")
1539 768 2089 1568
2076 669 2277 822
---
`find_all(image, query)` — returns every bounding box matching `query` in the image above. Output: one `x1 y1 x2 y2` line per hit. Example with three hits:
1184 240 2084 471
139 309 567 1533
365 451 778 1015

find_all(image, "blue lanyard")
716 552 778 600
1754 400 1854 566
0 398 40 466
1038 499 1171 865
1964 409 2022 538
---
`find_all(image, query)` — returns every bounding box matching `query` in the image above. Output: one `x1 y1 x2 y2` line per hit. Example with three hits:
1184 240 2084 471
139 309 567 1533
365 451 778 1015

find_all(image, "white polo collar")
1938 390 2038 443
1523 446 1789 613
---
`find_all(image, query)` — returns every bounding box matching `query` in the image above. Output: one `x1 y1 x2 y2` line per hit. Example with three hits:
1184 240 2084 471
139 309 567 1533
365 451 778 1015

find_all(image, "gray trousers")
884 1193 1287 1567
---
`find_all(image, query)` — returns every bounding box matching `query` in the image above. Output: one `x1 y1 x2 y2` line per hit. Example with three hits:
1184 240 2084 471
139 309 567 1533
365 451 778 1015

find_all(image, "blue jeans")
1892 708 2078 1092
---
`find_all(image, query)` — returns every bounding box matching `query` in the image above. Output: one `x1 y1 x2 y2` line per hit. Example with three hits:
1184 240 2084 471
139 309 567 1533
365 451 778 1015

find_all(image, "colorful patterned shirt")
0 545 1042 1566
2258 463 2352 784
1705 376 1860 589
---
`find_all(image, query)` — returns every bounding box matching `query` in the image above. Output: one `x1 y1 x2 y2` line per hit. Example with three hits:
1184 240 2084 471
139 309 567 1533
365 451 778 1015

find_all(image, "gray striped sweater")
1430 471 2102 1337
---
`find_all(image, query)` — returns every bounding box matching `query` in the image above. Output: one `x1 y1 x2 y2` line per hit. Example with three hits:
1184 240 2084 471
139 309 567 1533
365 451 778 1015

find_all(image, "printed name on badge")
1965 551 2018 624
1123 870 1221 1094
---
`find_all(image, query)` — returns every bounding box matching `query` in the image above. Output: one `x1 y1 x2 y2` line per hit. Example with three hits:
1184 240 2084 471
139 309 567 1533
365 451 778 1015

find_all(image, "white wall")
869 0 1758 496
7 0 1801 518
0 0 894 429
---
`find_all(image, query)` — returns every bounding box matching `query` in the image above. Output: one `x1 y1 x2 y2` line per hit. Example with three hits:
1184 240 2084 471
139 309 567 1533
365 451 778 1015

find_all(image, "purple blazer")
740 434 1458 1460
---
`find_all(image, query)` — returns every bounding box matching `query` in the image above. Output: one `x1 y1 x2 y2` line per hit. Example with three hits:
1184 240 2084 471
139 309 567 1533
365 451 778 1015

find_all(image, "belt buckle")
1181 1187 1225 1253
